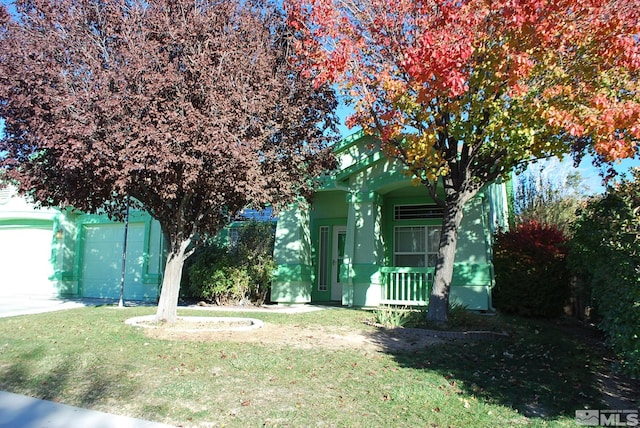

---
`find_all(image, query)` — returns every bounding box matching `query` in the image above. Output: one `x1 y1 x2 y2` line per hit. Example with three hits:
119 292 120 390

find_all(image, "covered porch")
379 267 433 306
379 265 494 310
270 132 508 311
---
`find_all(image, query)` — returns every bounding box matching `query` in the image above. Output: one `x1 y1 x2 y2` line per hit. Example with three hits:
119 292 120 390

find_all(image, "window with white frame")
394 204 444 220
317 226 329 291
394 225 441 267
227 228 239 249
0 186 12 205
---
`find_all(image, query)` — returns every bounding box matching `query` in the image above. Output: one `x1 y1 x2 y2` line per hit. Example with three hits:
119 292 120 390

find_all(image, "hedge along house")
271 132 511 310
0 186 165 301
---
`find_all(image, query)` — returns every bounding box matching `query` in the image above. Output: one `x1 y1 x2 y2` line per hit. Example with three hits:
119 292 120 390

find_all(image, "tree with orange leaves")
286 0 640 322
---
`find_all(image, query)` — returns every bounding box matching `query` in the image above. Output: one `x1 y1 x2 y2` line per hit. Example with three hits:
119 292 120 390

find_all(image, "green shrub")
196 266 250 304
372 302 471 329
493 220 570 318
184 245 244 304
446 300 474 327
371 305 416 328
233 220 276 305
568 170 640 377
182 220 276 305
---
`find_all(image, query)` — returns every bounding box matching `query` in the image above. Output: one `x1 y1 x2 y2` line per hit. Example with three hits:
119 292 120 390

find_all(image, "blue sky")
0 0 14 14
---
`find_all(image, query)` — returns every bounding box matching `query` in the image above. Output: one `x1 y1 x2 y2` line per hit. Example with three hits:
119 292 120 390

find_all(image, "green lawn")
0 306 619 427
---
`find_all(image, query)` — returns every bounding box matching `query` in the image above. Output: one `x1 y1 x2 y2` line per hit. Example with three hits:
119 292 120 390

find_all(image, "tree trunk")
156 238 191 323
426 192 470 324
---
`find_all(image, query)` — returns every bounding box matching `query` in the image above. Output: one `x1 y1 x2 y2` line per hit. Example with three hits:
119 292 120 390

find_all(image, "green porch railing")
380 267 434 306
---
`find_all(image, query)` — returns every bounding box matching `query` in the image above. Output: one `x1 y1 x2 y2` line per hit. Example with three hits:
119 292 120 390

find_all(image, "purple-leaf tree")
0 0 338 322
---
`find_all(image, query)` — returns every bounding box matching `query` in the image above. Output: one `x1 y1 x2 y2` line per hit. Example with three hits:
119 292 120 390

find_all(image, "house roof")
322 131 408 192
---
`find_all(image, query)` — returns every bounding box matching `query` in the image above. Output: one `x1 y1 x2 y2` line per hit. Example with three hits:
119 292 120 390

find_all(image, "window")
227 228 239 248
317 226 329 291
0 186 11 205
394 226 441 267
394 204 443 220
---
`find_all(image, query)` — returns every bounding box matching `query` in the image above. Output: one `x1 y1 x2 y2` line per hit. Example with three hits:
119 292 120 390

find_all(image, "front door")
331 226 347 301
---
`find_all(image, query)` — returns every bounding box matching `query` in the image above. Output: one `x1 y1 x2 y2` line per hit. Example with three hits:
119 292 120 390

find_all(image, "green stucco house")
0 186 164 301
1 131 510 308
271 132 511 310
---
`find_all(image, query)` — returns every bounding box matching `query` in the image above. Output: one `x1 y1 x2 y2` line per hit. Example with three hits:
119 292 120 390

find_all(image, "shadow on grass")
0 345 135 409
367 315 606 421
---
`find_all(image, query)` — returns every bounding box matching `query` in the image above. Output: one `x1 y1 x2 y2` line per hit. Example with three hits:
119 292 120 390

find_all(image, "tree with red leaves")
493 220 569 318
0 0 338 322
286 0 640 322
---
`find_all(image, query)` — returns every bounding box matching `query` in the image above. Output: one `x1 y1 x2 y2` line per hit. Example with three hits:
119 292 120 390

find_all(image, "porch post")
271 199 313 304
344 190 384 307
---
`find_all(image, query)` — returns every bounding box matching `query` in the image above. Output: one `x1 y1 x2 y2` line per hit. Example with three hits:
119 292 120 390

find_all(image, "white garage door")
0 226 57 297
81 223 146 300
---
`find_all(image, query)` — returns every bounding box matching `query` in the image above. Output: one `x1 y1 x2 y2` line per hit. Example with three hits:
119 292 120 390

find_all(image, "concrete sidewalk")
0 391 176 428
0 295 328 319
0 296 160 319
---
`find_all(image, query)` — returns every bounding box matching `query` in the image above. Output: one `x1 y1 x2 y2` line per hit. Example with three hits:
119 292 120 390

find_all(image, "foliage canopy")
569 168 640 376
0 0 338 321
493 220 570 318
286 0 640 321
514 165 587 235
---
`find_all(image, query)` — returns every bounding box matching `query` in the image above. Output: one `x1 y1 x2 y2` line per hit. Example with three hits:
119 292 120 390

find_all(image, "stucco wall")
271 201 313 303
0 190 164 301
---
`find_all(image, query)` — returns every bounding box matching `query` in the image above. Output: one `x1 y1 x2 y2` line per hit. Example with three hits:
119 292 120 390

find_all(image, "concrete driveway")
0 295 104 318
0 390 176 428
